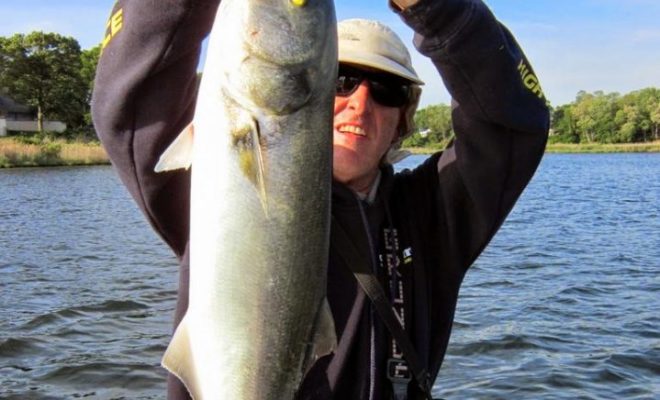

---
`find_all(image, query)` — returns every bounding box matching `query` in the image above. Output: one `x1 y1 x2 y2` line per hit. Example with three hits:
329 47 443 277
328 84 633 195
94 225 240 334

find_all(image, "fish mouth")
243 3 332 67
226 4 335 116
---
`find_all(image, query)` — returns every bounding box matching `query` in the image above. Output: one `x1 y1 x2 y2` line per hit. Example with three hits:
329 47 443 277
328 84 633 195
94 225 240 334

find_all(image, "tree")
650 101 660 140
80 45 101 127
635 88 660 141
550 104 579 143
0 32 87 133
404 104 454 148
614 104 639 142
572 92 597 143
573 91 620 143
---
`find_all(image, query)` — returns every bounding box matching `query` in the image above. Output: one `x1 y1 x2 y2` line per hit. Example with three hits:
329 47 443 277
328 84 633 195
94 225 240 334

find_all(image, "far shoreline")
1 137 659 168
406 140 660 155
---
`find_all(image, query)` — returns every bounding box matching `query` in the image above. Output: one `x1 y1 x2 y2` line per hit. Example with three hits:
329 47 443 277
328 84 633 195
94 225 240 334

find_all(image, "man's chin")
333 145 360 166
332 148 357 176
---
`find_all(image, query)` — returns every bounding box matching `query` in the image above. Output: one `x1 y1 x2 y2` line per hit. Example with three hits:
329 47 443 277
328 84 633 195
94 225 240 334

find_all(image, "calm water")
1 154 658 399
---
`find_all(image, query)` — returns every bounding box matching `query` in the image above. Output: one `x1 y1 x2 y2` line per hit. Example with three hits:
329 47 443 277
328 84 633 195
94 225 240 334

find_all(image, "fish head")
215 0 338 116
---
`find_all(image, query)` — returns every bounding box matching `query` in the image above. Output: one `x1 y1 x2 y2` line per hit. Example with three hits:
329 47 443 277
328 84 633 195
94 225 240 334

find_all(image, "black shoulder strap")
330 215 433 400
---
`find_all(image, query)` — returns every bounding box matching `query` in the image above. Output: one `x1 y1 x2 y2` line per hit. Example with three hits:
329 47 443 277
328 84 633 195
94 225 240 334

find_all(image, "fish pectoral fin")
250 118 268 216
232 118 268 216
303 297 337 376
155 122 195 172
161 315 201 399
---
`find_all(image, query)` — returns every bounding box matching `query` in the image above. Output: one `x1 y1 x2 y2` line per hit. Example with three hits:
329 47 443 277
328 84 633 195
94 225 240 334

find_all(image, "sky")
1 0 659 108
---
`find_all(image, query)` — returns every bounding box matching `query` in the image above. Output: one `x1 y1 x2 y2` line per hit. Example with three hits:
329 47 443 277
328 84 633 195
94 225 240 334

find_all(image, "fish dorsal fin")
161 315 201 399
155 122 195 172
302 298 337 377
232 118 268 216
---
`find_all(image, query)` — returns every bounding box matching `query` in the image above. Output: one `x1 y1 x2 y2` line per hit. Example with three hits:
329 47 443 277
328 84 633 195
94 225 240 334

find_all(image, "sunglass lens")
336 66 410 107
369 78 410 107
336 67 362 96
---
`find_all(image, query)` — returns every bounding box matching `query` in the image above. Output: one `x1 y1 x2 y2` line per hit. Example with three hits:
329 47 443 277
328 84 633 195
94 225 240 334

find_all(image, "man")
92 0 549 399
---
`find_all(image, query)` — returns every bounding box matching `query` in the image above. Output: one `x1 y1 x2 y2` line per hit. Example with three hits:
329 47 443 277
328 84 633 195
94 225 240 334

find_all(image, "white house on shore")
0 94 66 136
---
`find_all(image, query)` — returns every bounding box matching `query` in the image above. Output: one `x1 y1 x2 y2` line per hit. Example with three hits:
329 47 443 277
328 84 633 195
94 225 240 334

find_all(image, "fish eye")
290 0 308 7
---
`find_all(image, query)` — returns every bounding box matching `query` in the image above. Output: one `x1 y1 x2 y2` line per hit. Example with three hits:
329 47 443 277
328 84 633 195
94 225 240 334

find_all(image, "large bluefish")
154 0 337 398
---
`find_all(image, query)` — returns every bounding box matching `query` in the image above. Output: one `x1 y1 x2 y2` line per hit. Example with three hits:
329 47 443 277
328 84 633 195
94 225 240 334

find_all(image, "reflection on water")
1 155 659 399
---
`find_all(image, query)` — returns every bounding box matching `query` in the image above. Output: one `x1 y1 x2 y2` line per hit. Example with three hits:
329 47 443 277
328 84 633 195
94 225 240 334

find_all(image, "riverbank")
2 137 659 168
0 137 109 168
405 140 660 154
545 141 660 153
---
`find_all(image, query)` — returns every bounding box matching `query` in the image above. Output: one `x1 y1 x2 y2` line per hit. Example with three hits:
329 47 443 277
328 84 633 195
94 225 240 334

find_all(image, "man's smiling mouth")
337 124 366 136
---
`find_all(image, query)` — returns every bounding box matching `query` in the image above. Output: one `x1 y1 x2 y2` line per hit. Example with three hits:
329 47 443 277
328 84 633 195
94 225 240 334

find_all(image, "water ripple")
2 156 659 398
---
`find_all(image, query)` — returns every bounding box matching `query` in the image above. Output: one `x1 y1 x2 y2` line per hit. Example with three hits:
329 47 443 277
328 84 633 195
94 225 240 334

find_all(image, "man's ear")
393 108 406 144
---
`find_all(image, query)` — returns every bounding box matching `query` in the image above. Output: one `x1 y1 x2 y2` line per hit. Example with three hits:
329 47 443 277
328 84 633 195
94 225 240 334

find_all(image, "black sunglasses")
336 65 411 108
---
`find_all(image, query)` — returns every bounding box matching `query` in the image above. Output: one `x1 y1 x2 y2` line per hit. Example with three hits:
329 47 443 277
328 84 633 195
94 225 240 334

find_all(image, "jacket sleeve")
397 0 550 270
91 0 221 257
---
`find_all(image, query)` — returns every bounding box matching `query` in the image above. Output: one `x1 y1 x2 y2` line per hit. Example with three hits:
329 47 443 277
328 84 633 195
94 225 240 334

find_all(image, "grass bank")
404 141 660 154
545 141 660 153
0 137 109 168
2 137 658 168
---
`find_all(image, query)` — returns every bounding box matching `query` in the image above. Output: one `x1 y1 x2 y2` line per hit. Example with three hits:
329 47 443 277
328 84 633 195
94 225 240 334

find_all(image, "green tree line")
552 89 660 144
404 88 660 148
0 31 100 139
3 31 658 146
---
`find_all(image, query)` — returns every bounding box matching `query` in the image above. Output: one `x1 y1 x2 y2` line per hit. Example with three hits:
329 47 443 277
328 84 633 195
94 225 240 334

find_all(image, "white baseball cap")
338 18 424 85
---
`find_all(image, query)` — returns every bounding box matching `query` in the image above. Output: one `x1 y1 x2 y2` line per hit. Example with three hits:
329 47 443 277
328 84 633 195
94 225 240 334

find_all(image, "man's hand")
390 0 420 11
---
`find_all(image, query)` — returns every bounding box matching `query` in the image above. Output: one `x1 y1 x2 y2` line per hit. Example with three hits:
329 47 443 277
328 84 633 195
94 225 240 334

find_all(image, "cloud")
632 29 660 43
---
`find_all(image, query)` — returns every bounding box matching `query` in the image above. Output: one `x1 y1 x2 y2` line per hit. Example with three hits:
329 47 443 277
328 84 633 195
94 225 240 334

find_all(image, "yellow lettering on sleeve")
101 8 124 52
111 9 123 36
517 59 546 101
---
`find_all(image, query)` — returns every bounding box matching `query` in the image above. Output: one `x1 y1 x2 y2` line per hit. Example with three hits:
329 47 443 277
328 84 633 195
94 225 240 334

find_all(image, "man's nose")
347 81 372 114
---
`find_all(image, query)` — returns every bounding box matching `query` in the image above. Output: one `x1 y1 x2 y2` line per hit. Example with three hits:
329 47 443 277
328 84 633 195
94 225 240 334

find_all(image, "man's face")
332 69 404 193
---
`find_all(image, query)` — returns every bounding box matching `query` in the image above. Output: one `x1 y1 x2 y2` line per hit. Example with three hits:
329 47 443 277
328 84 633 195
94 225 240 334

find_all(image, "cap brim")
339 49 425 85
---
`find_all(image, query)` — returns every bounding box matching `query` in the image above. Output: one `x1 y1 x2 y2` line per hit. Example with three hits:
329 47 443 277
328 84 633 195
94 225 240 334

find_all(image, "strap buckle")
387 358 412 383
388 359 411 400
